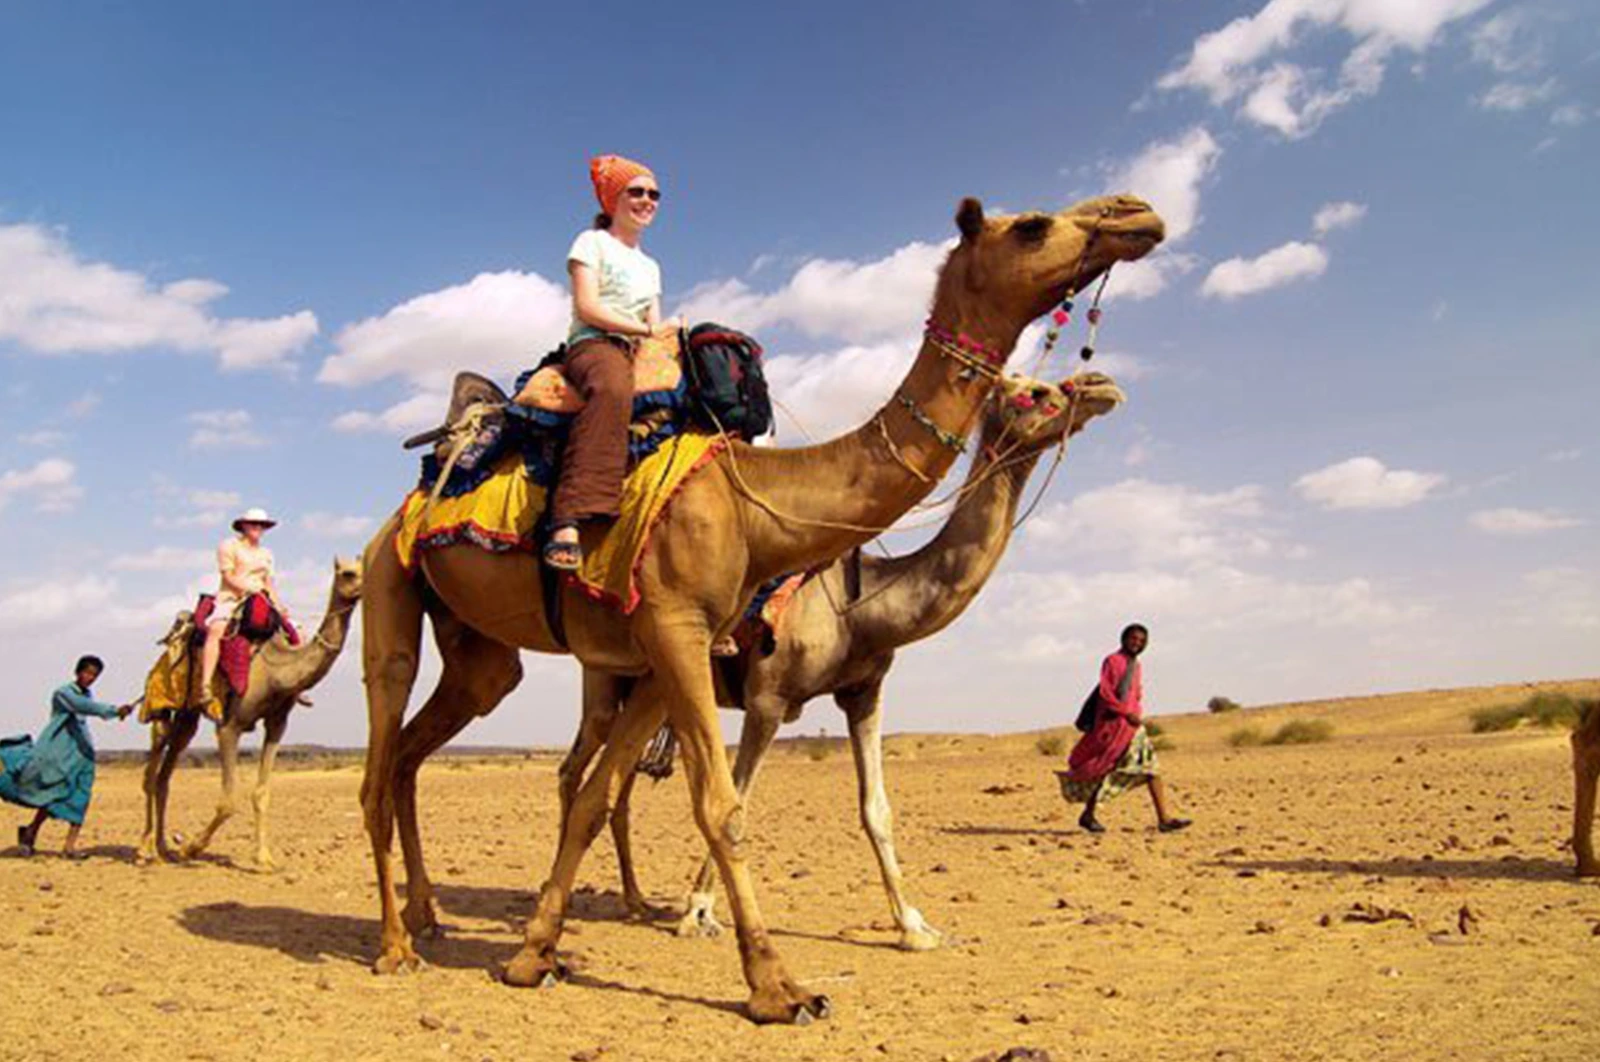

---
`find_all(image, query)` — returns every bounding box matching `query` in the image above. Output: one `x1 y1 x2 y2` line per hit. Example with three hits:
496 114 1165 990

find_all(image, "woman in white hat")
199 508 288 699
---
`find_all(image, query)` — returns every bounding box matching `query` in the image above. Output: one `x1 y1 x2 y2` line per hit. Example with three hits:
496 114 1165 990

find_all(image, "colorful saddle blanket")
513 332 683 415
396 433 727 613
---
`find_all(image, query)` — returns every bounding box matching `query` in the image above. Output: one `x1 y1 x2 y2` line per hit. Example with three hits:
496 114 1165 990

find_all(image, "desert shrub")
1035 732 1067 757
1151 735 1176 752
802 737 834 762
1470 692 1595 734
1144 720 1165 737
1227 726 1265 748
1266 719 1334 745
1470 704 1525 733
1525 692 1583 729
1207 696 1242 714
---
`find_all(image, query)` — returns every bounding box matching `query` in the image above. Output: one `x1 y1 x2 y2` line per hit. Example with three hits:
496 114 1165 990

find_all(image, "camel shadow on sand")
429 883 679 932
1207 855 1578 883
177 900 507 970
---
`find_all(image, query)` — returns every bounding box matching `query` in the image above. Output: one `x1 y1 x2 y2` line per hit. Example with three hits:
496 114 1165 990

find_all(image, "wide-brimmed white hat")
232 507 278 532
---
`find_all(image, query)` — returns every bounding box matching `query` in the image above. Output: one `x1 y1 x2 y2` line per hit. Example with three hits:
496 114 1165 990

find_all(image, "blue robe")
0 683 120 825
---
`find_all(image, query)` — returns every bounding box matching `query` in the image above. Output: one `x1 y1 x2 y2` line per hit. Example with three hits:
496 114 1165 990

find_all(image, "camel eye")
1011 216 1053 243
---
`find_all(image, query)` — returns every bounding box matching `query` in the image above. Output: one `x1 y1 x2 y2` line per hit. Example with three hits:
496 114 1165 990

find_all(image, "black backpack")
683 323 772 441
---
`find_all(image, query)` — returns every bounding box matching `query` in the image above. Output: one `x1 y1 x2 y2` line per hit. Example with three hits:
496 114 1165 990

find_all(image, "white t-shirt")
567 228 662 344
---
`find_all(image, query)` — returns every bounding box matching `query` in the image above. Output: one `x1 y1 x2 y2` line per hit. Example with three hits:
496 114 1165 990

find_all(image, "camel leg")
558 670 622 855
503 680 672 989
1573 711 1600 877
596 623 824 1024
150 711 201 863
675 702 783 939
840 682 941 951
182 720 242 860
250 712 289 871
396 616 523 939
610 768 655 917
359 518 427 974
137 715 173 863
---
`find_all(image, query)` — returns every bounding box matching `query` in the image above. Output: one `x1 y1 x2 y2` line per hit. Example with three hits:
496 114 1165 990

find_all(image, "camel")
138 557 363 869
1574 700 1599 876
357 193 1164 1023
556 372 1125 950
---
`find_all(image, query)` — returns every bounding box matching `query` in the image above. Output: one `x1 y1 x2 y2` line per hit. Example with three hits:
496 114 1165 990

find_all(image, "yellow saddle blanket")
394 433 726 613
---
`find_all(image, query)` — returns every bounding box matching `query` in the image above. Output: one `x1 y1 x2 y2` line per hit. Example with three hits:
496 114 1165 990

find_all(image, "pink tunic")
1064 651 1143 783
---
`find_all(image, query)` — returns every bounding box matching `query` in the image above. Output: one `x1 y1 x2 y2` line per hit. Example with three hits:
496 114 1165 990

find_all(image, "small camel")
560 372 1124 950
358 194 1164 1023
1573 700 1599 877
138 557 362 869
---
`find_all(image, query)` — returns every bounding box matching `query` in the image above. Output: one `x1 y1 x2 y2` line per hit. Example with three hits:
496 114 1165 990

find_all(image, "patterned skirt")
1057 726 1159 804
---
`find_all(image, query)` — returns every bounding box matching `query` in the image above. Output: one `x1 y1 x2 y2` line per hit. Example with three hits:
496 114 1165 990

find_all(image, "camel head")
330 555 364 603
939 194 1165 340
984 372 1125 454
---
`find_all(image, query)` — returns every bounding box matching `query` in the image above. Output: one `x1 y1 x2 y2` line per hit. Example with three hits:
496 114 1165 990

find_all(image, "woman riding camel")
543 153 682 571
199 507 288 700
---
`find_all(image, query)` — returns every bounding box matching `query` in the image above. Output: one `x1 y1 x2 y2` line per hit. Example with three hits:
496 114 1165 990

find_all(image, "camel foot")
896 907 943 952
402 898 443 939
251 851 279 873
372 943 424 975
1576 858 1600 879
624 893 668 922
747 984 831 1026
674 893 724 938
500 947 568 989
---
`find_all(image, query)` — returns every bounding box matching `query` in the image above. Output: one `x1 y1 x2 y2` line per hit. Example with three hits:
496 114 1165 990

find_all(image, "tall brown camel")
1573 701 1599 876
559 372 1125 950
357 194 1164 1023
138 557 362 869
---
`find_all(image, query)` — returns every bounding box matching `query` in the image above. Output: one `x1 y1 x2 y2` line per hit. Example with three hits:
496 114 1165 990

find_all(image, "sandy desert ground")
2 678 1597 1062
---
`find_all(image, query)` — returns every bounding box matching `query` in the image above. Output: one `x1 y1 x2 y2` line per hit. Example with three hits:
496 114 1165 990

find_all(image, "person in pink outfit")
1059 624 1191 834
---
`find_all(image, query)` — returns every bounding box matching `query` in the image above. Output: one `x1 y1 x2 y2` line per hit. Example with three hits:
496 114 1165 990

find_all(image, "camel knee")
860 798 894 845
368 650 421 694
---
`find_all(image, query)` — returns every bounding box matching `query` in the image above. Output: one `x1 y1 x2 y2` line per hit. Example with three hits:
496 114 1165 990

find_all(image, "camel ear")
955 197 985 242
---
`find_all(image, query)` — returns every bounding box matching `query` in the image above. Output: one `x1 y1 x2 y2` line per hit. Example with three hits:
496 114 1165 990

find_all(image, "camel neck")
732 330 1005 584
852 441 1041 646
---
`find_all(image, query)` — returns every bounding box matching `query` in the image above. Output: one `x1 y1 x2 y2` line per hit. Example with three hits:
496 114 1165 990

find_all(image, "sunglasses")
624 187 662 202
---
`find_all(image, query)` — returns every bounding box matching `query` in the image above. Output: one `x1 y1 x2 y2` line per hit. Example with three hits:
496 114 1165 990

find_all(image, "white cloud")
319 270 570 390
1477 78 1558 111
0 221 317 371
187 409 266 450
763 339 918 441
153 488 243 531
1469 10 1543 75
1312 201 1367 235
1519 567 1600 630
1295 456 1445 510
1025 479 1273 567
319 270 569 434
66 392 101 418
331 392 443 435
1469 507 1583 535
679 240 950 344
1545 448 1582 463
109 546 215 572
1550 104 1589 128
301 512 376 538
0 457 81 514
16 429 67 447
1157 0 1495 137
1104 127 1222 244
1201 241 1329 299
0 575 117 632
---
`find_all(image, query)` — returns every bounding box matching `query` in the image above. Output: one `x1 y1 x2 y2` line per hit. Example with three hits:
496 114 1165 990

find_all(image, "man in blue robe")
2 655 131 858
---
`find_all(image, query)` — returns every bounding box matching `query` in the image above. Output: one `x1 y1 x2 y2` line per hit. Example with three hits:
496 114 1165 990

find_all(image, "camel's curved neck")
263 583 357 688
849 438 1042 647
733 304 1015 585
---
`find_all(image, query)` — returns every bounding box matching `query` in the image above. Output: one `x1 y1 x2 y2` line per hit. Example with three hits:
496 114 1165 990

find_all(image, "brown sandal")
542 539 582 571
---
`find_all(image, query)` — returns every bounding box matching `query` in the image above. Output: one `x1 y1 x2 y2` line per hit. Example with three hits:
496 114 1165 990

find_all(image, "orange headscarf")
590 155 656 216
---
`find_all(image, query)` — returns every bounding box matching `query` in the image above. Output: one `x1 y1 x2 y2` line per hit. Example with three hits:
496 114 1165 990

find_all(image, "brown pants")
552 337 633 526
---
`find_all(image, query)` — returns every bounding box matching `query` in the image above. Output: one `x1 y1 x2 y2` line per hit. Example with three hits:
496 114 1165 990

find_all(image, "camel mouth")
1066 374 1127 408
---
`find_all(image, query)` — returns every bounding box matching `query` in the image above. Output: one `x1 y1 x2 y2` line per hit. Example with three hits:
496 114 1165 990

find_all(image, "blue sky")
1 0 1596 749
